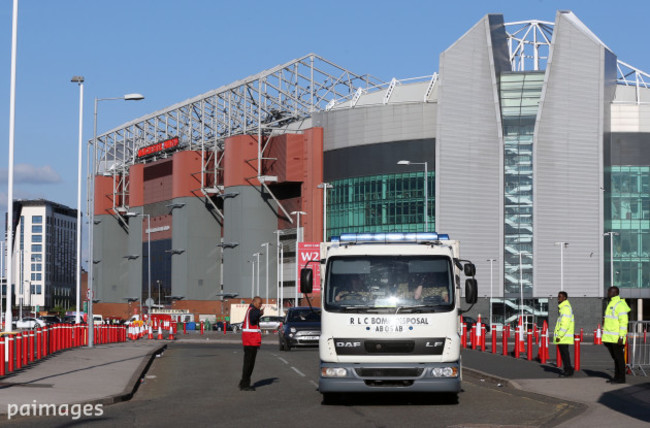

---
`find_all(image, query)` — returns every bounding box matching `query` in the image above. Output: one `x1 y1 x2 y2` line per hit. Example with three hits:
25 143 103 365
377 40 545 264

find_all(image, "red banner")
298 242 321 293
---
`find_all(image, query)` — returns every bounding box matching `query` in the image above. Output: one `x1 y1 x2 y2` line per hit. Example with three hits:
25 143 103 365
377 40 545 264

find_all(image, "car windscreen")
287 310 321 322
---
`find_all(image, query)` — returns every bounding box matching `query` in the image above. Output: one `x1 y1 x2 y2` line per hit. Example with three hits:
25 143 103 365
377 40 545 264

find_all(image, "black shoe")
240 386 256 391
607 378 625 384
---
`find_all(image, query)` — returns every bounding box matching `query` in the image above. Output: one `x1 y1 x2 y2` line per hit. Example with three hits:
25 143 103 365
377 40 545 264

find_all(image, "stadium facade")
90 11 650 327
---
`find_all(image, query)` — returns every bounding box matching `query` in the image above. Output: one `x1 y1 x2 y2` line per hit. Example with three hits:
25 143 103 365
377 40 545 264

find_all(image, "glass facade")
327 172 434 240
606 166 650 289
499 72 544 296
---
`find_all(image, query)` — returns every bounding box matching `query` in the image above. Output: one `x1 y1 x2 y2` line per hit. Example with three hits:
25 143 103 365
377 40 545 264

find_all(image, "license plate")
303 336 319 341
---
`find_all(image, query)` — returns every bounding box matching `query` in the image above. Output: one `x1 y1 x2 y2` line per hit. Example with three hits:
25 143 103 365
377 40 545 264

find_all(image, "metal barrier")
627 320 650 376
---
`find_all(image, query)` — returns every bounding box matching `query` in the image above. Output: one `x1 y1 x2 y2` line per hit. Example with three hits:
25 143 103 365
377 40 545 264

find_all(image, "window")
32 225 42 233
31 244 42 252
32 215 43 224
31 254 42 262
32 235 42 243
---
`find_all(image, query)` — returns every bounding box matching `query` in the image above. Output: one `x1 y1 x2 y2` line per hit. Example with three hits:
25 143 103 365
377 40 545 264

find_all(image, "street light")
71 75 84 324
253 252 262 296
397 160 429 232
604 232 619 289
554 242 569 292
487 258 496 326
317 183 333 242
291 211 307 307
261 243 270 305
88 92 145 347
4 0 18 333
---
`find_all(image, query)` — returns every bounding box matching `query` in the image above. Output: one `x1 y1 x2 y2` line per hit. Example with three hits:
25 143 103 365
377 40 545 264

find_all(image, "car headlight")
321 367 347 377
290 327 296 333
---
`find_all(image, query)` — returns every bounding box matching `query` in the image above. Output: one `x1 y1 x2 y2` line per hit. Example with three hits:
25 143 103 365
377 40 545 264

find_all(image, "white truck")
299 232 477 403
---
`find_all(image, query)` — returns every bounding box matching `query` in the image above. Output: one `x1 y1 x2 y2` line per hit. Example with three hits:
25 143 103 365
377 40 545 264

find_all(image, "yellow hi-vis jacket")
603 295 630 344
554 299 574 344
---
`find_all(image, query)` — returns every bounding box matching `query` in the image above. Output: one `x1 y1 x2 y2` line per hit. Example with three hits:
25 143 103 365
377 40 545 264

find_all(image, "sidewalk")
0 341 165 416
461 343 650 428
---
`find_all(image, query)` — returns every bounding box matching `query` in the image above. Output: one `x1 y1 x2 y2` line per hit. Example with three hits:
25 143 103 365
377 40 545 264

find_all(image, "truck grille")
354 367 423 377
364 340 414 353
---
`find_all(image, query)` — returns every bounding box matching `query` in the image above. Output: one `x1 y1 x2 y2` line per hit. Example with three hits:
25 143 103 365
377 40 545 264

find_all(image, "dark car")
462 316 491 333
278 307 321 351
38 315 62 326
212 321 238 332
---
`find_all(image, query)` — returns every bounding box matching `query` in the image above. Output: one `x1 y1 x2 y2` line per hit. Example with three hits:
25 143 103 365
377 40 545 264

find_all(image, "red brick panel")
224 135 260 187
172 151 204 199
94 175 116 216
129 164 144 207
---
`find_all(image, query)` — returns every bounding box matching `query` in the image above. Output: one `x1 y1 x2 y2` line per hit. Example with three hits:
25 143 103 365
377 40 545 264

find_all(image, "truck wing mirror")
465 278 477 304
300 268 313 294
464 263 476 277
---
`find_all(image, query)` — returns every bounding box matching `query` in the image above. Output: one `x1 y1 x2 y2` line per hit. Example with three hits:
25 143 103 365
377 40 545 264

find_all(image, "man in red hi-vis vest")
239 296 264 391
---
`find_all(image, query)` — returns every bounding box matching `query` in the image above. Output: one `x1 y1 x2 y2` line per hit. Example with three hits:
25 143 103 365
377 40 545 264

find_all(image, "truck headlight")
321 367 348 377
430 367 458 377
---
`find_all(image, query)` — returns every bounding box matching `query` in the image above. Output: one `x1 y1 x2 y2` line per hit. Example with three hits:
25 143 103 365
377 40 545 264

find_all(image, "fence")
627 320 650 376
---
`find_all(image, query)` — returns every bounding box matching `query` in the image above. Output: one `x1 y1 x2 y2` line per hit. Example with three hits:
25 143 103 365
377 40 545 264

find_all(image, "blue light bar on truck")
333 232 449 244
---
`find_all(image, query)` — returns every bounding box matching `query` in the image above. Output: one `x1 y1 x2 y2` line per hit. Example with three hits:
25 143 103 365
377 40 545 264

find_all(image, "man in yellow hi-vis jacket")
554 291 574 377
602 286 631 384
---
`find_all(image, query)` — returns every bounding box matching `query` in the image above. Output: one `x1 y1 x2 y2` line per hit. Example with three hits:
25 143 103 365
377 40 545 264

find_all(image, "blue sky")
1 0 649 261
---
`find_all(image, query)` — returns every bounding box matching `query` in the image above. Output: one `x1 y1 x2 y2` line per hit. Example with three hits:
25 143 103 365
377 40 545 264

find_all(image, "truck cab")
300 232 477 402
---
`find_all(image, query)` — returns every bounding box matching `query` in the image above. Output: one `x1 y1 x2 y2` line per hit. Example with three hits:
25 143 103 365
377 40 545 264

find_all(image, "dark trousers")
604 342 626 381
239 346 259 388
557 344 573 373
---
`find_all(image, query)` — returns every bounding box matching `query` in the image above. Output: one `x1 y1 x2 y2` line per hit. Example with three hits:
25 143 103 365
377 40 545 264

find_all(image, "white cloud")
0 164 62 185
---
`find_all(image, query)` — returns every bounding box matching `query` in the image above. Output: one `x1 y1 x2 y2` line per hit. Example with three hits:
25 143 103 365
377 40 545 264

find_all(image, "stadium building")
90 11 650 327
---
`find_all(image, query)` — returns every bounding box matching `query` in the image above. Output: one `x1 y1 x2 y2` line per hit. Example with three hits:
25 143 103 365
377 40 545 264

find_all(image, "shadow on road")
597 382 650 424
253 377 279 388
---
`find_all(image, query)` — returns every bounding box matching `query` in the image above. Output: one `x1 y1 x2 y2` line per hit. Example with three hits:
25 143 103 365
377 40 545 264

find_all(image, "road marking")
310 380 318 388
291 367 306 377
278 357 289 364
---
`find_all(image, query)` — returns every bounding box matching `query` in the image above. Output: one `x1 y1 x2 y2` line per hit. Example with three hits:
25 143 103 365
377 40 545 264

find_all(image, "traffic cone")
594 324 602 345
148 325 153 340
157 326 163 340
543 320 550 360
168 326 175 340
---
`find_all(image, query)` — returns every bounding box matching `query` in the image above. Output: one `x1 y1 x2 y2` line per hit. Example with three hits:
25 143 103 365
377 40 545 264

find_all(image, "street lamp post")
317 183 333 242
5 0 18 334
253 252 261 296
156 280 162 307
487 258 496 326
88 92 144 347
291 211 307 307
554 242 569 292
261 243 270 305
71 75 84 324
397 160 429 232
604 232 619 289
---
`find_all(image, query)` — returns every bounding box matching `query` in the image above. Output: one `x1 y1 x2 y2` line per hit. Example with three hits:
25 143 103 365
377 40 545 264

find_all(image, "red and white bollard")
574 336 581 371
539 328 548 364
502 325 509 356
526 329 533 361
183 322 187 335
514 326 520 359
461 322 467 349
491 325 497 354
480 324 486 352
200 321 205 335
594 324 602 345
556 342 562 368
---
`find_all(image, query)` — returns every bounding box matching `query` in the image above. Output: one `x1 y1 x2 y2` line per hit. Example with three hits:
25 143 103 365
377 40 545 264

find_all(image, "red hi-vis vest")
242 306 262 347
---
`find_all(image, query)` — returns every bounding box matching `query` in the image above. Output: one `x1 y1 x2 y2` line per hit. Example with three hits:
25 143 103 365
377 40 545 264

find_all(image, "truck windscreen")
324 256 454 313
